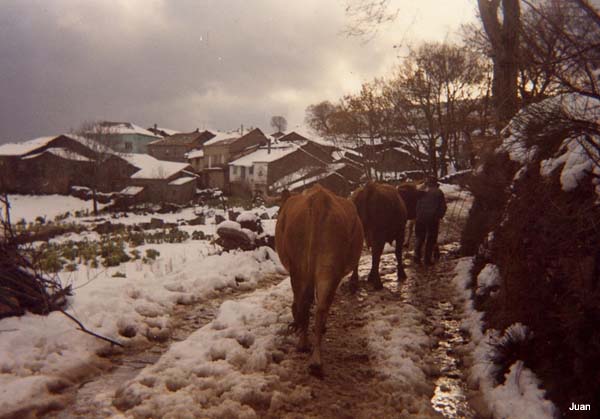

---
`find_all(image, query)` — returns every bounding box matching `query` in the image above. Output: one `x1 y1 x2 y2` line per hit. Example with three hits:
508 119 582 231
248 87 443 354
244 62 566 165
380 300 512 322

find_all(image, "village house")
228 132 359 197
0 134 136 195
120 154 197 204
85 121 162 154
228 143 299 196
0 134 197 204
200 128 268 190
148 129 215 162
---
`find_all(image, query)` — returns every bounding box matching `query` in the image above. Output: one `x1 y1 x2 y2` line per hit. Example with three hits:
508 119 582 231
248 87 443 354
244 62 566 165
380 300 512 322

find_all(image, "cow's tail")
303 189 331 303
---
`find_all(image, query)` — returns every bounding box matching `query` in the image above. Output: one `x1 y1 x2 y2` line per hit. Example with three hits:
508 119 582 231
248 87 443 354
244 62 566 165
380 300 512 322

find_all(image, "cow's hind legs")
308 277 336 378
368 241 384 290
293 281 313 353
396 228 407 281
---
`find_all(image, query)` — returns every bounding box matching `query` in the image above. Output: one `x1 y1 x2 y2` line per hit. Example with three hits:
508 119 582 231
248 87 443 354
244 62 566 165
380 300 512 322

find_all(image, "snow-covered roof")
229 145 298 167
186 149 204 159
168 177 196 186
203 131 239 146
120 186 144 196
122 153 191 179
90 122 161 138
0 136 57 156
22 147 91 162
156 127 179 136
0 133 116 157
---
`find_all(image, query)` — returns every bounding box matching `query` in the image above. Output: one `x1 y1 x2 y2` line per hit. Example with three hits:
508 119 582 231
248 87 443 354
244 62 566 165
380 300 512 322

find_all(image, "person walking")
414 177 446 266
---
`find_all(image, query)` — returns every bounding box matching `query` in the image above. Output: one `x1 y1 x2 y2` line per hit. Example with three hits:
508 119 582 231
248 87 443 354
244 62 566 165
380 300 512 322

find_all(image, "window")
125 142 133 151
232 166 237 175
249 166 254 175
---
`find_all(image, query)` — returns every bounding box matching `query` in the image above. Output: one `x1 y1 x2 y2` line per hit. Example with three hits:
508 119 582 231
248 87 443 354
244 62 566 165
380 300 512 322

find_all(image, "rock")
188 214 205 226
214 214 226 224
149 218 165 229
94 221 125 234
216 226 255 251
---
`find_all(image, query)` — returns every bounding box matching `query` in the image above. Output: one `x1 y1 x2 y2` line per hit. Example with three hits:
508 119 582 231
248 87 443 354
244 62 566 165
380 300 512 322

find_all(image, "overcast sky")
0 0 477 142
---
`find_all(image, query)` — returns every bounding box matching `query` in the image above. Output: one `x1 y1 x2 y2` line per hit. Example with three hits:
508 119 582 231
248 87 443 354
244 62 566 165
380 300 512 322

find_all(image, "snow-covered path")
36 247 483 419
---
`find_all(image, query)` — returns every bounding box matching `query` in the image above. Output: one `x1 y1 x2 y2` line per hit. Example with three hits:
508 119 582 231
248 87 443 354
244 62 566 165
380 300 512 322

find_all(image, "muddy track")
44 248 482 419
255 250 479 419
43 274 285 419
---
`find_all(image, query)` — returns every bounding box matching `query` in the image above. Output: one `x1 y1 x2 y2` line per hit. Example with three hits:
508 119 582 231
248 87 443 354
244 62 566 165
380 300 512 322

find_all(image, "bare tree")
342 0 398 39
73 122 118 215
270 115 288 133
390 42 488 176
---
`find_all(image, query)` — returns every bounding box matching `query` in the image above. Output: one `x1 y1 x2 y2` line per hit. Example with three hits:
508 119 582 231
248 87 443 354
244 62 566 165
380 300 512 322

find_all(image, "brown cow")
349 182 408 290
275 184 363 375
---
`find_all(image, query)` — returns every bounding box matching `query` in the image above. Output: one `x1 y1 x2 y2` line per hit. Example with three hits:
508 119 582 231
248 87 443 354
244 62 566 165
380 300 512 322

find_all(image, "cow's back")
353 182 407 245
276 185 363 279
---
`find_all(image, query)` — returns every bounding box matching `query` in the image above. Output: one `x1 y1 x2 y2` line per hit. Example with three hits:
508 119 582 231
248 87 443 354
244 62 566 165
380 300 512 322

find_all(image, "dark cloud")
0 0 475 142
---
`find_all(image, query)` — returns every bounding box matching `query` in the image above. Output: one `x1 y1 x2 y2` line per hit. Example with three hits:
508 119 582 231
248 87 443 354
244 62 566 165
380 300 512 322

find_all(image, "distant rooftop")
229 144 298 167
91 121 161 138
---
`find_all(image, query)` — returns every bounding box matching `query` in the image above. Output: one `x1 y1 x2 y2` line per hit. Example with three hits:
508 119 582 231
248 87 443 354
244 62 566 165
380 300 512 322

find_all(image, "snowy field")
6 194 109 223
0 196 282 418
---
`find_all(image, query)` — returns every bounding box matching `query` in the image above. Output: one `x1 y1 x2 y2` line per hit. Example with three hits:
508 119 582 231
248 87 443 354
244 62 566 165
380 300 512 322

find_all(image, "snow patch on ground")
112 279 296 419
0 244 282 417
452 257 556 419
6 194 108 223
476 264 500 296
364 296 436 416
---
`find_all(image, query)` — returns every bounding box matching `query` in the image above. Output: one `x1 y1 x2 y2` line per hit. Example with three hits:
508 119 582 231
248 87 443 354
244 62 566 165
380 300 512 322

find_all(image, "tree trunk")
478 0 521 127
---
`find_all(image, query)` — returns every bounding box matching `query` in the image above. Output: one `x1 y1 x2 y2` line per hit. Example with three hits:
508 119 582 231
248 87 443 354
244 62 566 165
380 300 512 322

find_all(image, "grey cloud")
0 0 475 142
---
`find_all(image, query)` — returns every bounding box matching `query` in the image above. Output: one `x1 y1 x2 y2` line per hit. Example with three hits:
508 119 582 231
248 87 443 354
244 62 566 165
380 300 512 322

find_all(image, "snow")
0 136 57 156
364 295 436 415
229 144 297 167
122 154 190 180
4 194 107 222
155 127 179 136
90 122 161 138
452 257 556 419
119 186 144 196
22 147 91 162
476 264 500 296
487 362 557 419
236 212 257 223
186 148 204 159
540 136 599 193
0 243 283 417
203 131 238 146
217 220 242 231
111 279 294 419
168 177 196 186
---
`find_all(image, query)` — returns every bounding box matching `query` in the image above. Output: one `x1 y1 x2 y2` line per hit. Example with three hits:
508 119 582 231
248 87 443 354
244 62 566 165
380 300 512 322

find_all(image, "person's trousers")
415 218 440 264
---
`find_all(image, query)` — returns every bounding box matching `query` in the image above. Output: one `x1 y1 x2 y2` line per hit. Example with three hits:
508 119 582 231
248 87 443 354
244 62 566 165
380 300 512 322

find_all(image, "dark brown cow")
275 184 364 375
349 182 408 290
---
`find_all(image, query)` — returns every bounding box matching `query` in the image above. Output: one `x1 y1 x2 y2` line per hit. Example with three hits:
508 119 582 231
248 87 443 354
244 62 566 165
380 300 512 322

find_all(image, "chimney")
268 138 271 154
240 124 244 135
154 123 157 134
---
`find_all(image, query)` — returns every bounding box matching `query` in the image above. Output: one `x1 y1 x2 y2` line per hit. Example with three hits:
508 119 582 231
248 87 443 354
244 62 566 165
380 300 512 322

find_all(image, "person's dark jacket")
416 187 446 222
